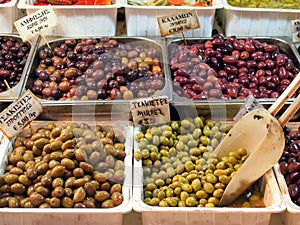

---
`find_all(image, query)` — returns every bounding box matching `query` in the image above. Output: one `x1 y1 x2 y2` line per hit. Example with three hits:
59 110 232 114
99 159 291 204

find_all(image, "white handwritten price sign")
0 90 43 139
14 5 59 41
291 19 300 43
157 10 200 37
130 96 170 126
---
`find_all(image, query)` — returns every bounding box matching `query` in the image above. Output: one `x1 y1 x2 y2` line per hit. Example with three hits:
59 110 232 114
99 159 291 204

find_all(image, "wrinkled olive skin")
0 122 126 208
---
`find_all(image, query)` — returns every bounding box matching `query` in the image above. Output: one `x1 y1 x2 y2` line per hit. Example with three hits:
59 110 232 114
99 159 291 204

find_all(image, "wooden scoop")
215 73 300 206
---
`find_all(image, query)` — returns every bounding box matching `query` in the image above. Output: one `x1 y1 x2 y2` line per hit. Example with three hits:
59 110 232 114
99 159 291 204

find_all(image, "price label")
130 96 170 126
0 90 43 139
291 19 300 43
14 5 59 41
157 10 200 37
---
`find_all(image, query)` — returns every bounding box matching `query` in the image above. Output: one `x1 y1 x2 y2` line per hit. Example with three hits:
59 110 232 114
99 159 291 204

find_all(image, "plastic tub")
133 123 285 225
0 0 19 33
0 120 133 225
220 0 300 37
123 0 223 37
17 0 120 36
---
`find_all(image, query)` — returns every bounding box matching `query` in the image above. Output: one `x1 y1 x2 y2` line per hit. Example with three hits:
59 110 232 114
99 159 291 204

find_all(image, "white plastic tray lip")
0 0 18 8
132 127 285 214
223 0 300 13
123 0 222 9
17 0 121 9
0 121 134 214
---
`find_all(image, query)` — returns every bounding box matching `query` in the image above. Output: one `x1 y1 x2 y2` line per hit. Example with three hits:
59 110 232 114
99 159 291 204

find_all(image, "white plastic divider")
0 0 19 33
220 0 300 37
17 0 121 36
122 0 223 37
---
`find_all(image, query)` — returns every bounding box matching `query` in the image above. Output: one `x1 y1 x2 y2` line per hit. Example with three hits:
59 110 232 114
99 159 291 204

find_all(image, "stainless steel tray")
22 36 172 106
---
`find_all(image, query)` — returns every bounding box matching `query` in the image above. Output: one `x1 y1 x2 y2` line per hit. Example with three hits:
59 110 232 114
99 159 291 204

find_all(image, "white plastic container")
0 0 19 33
220 0 300 37
124 0 223 37
17 0 120 36
274 163 300 225
133 129 285 225
0 121 133 225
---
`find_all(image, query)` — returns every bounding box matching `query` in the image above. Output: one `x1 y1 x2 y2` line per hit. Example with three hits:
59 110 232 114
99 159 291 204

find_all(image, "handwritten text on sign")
14 6 59 41
0 90 43 139
130 96 170 126
157 10 200 37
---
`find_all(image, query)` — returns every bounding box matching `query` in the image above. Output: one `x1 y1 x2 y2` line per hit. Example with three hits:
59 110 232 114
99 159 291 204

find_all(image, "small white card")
291 19 300 43
157 10 200 37
0 90 43 139
14 5 59 41
130 96 170 126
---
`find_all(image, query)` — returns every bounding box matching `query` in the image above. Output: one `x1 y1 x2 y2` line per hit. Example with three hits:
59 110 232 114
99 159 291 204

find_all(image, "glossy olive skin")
279 126 300 205
169 35 299 100
0 122 126 208
0 36 30 93
32 37 165 100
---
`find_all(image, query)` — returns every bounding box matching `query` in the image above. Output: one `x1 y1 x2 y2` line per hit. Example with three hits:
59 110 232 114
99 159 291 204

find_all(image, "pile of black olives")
169 35 299 100
31 37 165 100
0 36 30 93
0 122 127 208
279 125 300 206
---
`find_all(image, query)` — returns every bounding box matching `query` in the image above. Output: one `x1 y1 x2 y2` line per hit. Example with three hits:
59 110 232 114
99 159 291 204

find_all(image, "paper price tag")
130 96 170 126
291 19 300 43
157 10 200 37
14 5 59 41
0 90 43 139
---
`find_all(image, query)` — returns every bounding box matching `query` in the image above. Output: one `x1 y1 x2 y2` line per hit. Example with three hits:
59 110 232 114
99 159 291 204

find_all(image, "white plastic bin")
0 121 133 225
133 128 285 225
0 0 19 33
220 0 300 37
17 0 120 36
124 0 223 37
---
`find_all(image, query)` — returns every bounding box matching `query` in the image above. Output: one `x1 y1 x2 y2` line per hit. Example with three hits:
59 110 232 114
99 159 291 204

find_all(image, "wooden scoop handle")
268 72 300 116
278 95 300 127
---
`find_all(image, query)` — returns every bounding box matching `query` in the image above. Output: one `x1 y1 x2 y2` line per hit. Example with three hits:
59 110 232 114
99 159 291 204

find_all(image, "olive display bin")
122 0 223 37
22 36 172 105
0 0 19 33
0 34 37 102
273 123 300 225
0 120 133 225
166 37 300 107
219 0 300 37
17 0 120 36
132 123 285 225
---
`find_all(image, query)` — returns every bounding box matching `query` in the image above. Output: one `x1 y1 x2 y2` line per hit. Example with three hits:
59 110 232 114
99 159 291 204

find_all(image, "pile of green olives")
227 0 300 9
134 117 255 207
0 122 126 208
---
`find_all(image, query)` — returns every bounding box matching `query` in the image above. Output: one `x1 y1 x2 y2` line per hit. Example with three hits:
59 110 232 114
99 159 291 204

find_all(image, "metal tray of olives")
166 36 300 103
0 120 133 225
132 117 285 225
22 36 172 106
0 34 37 102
